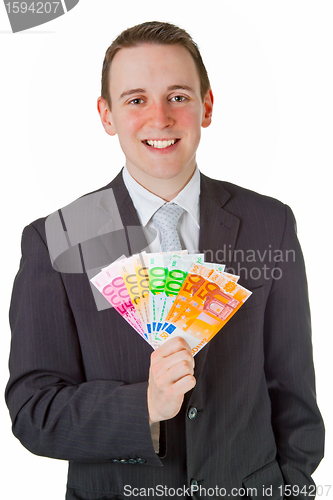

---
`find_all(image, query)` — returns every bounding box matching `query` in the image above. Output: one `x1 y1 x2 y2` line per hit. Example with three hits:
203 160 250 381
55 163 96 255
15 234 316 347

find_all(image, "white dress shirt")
122 166 201 253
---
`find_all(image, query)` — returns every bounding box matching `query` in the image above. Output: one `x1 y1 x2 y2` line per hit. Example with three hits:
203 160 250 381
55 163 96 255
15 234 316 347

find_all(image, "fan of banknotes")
90 252 252 356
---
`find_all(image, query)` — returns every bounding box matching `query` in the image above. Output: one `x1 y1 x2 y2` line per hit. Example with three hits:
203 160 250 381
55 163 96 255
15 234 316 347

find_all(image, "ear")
97 97 117 136
201 89 214 128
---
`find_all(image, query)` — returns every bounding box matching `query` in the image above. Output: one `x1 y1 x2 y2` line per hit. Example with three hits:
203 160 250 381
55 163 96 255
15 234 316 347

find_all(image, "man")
6 21 324 500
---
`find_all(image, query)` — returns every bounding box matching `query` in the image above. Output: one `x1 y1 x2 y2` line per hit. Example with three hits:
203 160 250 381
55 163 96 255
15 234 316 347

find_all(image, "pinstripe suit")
6 171 324 499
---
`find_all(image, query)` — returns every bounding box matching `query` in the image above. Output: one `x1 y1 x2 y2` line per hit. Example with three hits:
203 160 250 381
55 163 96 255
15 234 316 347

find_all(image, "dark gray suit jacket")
6 171 324 500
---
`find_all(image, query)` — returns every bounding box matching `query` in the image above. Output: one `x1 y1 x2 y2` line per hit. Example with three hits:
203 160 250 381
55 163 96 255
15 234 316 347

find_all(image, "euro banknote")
90 253 251 355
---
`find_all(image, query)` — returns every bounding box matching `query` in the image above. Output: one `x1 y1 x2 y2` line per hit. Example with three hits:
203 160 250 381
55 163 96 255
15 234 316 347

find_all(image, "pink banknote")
90 262 148 341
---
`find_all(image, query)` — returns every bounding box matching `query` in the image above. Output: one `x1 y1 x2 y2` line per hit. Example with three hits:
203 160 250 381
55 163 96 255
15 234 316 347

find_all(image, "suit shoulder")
224 181 285 211
200 175 294 243
25 173 124 240
202 175 287 215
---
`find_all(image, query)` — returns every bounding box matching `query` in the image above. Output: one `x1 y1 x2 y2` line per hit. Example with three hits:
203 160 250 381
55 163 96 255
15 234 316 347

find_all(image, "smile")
144 139 179 149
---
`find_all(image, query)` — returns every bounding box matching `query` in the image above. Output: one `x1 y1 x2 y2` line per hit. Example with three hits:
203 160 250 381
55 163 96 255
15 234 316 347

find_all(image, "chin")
149 168 182 180
146 162 192 180
127 156 195 183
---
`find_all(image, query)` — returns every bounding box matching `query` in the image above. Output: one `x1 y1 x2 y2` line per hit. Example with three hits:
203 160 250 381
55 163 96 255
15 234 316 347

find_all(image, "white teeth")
146 139 176 148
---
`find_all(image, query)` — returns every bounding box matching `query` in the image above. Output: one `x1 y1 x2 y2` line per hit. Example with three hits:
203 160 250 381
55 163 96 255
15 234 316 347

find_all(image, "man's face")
99 43 213 184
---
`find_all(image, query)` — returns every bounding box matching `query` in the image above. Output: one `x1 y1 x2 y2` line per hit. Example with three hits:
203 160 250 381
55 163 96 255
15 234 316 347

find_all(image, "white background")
0 1 332 498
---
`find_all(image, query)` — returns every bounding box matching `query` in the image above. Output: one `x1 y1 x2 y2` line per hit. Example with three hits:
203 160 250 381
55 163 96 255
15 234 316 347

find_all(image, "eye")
170 95 187 103
129 98 144 105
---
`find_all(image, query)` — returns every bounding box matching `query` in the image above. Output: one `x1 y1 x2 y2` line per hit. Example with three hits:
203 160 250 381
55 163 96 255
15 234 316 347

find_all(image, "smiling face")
98 43 213 197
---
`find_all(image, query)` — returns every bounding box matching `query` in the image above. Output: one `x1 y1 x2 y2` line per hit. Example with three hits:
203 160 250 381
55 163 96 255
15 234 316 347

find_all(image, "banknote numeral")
196 282 219 301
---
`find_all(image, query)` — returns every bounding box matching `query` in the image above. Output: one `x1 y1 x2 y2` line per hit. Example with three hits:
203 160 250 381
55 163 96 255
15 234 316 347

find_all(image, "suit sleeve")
263 205 324 494
5 223 163 466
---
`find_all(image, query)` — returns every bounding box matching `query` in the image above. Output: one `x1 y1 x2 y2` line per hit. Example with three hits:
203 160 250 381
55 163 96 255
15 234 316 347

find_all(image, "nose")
148 100 174 129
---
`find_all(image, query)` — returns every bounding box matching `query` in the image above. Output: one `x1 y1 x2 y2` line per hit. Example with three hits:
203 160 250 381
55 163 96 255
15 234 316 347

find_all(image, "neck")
125 163 196 201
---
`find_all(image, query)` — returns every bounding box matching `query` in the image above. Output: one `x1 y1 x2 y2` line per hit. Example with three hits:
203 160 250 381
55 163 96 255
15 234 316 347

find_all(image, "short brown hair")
101 21 211 109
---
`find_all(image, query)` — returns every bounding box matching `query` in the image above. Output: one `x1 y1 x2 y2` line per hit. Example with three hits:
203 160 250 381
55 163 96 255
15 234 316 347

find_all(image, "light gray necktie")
152 203 185 252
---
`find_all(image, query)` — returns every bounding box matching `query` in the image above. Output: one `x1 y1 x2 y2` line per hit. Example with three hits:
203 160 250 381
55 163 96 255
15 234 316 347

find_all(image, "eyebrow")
167 85 195 93
118 85 195 101
119 88 146 100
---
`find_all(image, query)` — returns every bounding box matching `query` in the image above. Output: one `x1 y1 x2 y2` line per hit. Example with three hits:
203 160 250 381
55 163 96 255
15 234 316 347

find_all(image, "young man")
6 22 324 500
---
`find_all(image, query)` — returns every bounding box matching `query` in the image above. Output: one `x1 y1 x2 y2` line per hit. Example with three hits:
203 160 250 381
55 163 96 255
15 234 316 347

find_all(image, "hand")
147 336 196 424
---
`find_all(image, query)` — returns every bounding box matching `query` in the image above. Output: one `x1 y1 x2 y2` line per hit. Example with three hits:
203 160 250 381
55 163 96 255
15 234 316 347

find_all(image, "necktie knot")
152 203 185 252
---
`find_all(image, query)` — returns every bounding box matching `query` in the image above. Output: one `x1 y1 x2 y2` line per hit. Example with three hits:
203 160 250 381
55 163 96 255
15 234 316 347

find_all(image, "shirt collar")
122 166 200 228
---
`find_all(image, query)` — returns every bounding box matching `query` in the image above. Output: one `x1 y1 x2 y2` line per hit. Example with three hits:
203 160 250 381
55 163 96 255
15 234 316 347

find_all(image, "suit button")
120 459 129 464
190 478 198 487
136 458 146 464
188 407 198 420
111 459 120 463
128 458 137 464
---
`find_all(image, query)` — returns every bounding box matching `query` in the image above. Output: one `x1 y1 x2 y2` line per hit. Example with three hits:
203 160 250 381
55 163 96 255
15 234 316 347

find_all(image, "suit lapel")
199 173 240 268
96 171 150 258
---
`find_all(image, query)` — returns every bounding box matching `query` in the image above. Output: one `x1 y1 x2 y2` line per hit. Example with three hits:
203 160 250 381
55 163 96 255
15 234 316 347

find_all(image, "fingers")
150 337 195 387
151 345 194 379
151 354 194 390
151 336 194 366
147 337 196 424
173 372 196 395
